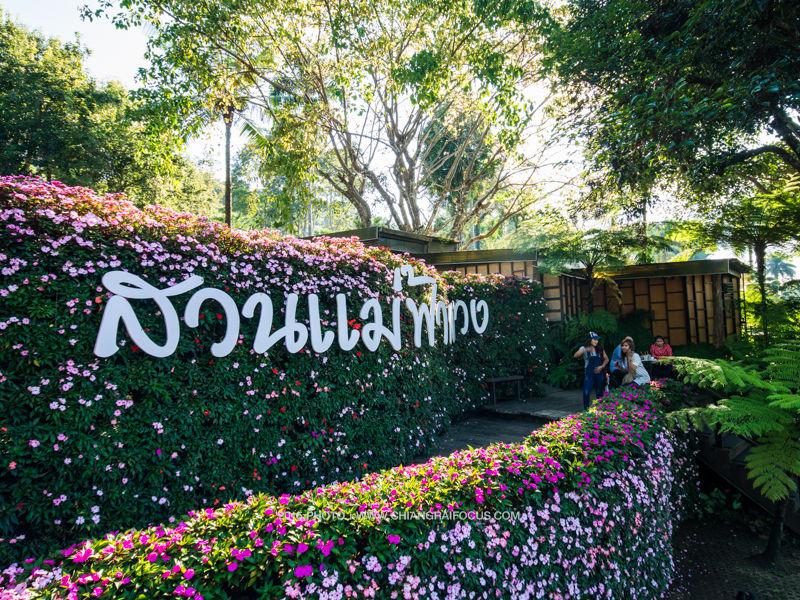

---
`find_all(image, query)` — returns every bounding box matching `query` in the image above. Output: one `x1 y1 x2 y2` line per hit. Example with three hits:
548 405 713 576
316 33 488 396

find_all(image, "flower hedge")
1 385 697 598
0 177 549 565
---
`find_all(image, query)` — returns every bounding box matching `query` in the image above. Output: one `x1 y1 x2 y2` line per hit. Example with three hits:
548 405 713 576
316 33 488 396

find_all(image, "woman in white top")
619 338 651 387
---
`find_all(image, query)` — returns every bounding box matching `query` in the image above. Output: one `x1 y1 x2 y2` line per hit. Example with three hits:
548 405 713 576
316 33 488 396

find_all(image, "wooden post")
712 274 726 348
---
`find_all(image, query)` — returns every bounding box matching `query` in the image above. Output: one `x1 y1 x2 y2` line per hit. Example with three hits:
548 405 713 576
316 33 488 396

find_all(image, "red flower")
131 345 139 353
216 313 223 320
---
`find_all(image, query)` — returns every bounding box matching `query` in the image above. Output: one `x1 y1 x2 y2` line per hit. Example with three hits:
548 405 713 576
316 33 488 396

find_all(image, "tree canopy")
86 0 559 246
540 0 800 194
0 10 221 216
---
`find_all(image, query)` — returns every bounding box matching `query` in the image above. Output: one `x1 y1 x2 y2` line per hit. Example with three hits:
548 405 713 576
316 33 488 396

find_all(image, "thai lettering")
93 266 490 358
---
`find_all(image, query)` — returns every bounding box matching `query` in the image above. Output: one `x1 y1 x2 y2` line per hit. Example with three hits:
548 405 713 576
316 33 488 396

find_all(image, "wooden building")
314 228 748 347
588 259 749 346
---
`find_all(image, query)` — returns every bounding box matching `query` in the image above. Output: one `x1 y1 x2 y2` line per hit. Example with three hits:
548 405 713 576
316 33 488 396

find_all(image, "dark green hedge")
0 177 547 564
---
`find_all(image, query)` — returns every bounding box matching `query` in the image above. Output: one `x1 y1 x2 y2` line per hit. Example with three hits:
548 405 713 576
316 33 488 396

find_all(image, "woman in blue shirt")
574 331 609 410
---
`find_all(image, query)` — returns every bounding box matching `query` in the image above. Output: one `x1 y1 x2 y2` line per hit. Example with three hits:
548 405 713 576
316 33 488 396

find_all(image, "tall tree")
87 0 560 246
538 0 800 194
0 10 219 215
689 175 800 344
767 252 797 282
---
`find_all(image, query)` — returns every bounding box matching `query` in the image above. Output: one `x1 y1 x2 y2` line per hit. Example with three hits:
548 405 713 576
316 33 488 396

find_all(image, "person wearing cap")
574 331 609 410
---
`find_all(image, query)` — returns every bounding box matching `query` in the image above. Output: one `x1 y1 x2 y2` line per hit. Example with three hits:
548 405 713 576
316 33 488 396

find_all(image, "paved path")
413 385 583 463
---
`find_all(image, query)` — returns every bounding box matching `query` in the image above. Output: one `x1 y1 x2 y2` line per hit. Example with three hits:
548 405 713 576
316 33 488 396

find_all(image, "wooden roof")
597 258 750 279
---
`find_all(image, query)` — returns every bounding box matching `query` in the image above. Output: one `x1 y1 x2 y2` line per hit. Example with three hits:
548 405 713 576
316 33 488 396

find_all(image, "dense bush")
1 386 695 598
0 177 548 565
443 272 547 399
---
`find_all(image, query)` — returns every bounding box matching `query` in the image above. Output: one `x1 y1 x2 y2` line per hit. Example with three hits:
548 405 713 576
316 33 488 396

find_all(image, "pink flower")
294 565 313 578
227 562 238 572
72 547 93 563
184 569 195 580
387 534 401 544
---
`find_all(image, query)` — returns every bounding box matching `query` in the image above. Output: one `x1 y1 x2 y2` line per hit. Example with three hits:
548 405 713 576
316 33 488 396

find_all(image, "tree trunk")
753 241 768 345
761 498 788 566
223 113 233 227
585 266 595 313
639 197 648 260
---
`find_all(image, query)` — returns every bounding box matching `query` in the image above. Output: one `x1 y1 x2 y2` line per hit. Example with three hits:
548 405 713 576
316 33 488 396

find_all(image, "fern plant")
666 350 800 565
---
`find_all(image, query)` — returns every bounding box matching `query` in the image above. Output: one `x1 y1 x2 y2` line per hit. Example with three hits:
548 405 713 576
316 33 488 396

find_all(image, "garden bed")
1 386 698 598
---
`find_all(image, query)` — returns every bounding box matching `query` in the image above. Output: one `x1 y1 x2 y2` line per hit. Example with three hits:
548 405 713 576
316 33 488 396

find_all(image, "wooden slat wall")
432 261 744 342
539 273 563 321
442 260 536 279
584 273 743 346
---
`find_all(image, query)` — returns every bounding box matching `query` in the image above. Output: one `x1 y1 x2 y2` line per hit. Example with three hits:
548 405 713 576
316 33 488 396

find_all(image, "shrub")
443 272 548 399
1 386 694 599
0 177 547 565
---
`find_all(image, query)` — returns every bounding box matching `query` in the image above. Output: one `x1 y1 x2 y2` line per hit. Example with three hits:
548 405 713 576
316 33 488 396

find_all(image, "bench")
485 375 524 405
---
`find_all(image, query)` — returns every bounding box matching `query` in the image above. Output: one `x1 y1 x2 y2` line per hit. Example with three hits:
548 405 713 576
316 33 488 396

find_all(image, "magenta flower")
294 565 313 578
227 562 238 572
71 547 93 563
387 534 401 544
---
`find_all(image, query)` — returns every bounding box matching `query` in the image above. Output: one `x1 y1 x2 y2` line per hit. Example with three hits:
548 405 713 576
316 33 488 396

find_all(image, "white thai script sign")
93 265 489 358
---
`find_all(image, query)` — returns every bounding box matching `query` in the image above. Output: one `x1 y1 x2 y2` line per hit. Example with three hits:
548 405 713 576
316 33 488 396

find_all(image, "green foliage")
696 488 742 522
443 272 549 398
0 178 549 564
2 387 694 598
745 428 800 502
668 350 800 502
539 0 800 192
544 309 651 389
0 11 218 215
666 357 778 394
763 344 800 390
86 0 549 240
